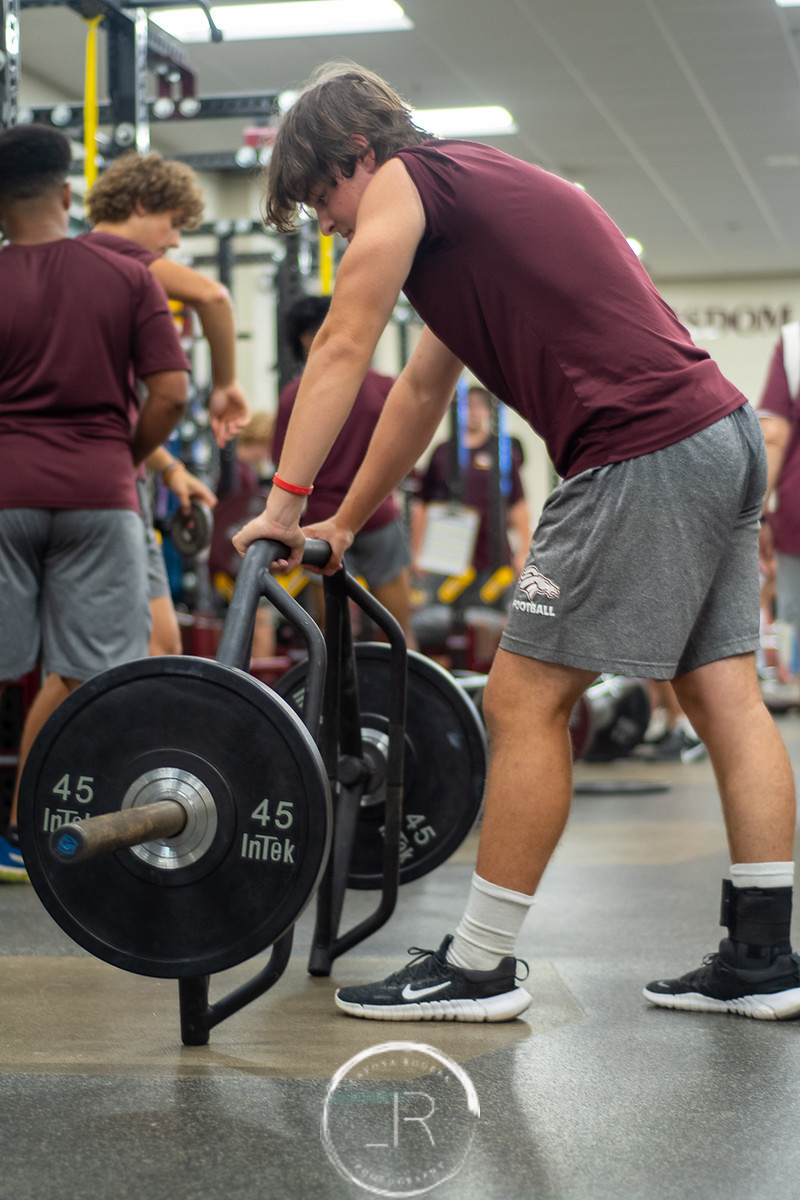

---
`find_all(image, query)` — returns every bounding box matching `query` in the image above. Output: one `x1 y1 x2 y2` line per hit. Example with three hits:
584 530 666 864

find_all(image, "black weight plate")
583 680 651 762
277 644 487 889
170 500 214 558
18 656 331 978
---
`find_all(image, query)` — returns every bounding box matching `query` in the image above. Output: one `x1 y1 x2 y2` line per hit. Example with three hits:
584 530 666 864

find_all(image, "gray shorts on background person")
307 516 411 591
0 508 150 681
343 517 411 589
500 404 766 679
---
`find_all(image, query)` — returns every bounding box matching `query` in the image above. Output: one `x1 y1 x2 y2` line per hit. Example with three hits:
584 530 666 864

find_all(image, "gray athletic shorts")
500 405 766 679
0 508 150 682
775 553 800 629
136 478 171 602
306 517 410 592
344 517 411 589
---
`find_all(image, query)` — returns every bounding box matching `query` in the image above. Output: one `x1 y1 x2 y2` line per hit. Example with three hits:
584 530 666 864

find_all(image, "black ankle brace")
720 878 793 954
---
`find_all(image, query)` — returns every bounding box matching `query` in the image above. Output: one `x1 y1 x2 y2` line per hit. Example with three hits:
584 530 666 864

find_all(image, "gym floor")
3 714 800 1200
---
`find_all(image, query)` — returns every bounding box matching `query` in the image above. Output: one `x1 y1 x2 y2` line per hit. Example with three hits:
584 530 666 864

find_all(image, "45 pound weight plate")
277 644 487 889
18 656 331 977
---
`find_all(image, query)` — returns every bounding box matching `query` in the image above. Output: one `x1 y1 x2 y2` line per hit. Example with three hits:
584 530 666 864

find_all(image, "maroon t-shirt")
79 231 163 483
78 229 158 269
273 368 399 532
395 141 745 479
757 331 800 555
420 437 526 569
0 236 188 510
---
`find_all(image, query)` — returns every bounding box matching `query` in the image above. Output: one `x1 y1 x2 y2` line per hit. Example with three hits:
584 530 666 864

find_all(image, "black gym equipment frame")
176 543 407 1046
6 0 280 162
20 92 280 142
14 0 156 150
21 536 487 1045
0 0 20 128
19 540 410 1045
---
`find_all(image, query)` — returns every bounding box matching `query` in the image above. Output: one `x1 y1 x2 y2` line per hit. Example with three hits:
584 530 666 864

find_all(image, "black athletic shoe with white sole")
644 945 800 1020
335 936 532 1022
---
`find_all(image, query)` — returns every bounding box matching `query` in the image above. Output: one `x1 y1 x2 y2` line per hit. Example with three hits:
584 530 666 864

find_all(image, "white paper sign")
418 503 480 576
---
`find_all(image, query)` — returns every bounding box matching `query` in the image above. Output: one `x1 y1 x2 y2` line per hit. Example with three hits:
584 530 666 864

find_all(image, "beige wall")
657 276 799 405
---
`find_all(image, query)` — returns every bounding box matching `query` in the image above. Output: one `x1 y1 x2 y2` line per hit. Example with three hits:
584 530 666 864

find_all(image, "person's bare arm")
233 157 427 567
760 414 791 513
150 257 249 445
758 413 791 575
131 370 188 465
146 445 175 477
145 446 217 511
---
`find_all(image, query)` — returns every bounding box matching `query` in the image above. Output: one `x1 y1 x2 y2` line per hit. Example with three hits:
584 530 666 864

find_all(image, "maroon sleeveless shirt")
395 140 744 478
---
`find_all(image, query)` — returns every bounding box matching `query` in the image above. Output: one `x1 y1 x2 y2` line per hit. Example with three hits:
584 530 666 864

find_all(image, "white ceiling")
16 0 800 280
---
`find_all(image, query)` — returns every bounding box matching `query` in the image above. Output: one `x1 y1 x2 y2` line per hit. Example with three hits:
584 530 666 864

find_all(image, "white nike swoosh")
401 981 452 1000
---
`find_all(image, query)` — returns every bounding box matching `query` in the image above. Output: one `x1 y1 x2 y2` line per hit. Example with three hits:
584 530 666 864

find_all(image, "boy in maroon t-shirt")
234 64 799 1024
0 126 189 882
81 153 249 659
84 151 248 448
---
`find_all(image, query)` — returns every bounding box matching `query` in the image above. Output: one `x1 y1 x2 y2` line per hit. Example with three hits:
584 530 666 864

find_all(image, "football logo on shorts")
518 564 560 601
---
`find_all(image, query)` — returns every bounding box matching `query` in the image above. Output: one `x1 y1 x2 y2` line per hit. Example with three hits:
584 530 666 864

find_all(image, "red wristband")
273 474 314 497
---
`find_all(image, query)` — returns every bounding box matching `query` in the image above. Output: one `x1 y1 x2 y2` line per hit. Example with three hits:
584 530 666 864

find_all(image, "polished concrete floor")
3 715 800 1200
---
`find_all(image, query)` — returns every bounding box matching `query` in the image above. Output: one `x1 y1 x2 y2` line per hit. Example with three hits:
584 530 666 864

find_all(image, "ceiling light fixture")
414 106 517 138
150 0 412 43
765 153 800 166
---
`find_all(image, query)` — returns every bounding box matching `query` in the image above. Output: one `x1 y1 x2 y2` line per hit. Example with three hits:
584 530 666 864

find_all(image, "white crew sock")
730 861 795 890
674 715 700 740
644 706 668 743
446 872 535 971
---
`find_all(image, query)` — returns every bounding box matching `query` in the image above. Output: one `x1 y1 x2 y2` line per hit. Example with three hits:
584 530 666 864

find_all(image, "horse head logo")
518 565 560 601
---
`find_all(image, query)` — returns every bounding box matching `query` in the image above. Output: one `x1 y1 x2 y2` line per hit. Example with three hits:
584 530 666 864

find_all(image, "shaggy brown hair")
86 152 205 227
264 61 431 232
238 410 275 445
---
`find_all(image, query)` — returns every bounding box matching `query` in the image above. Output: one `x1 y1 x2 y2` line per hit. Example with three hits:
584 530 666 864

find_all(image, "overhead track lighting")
151 0 412 43
414 107 518 138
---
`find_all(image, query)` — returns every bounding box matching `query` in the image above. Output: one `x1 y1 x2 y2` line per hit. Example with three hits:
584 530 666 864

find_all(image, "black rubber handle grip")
49 800 187 865
301 538 332 568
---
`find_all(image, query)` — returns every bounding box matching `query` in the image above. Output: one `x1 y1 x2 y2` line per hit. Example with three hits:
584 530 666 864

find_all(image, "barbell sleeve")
50 800 187 865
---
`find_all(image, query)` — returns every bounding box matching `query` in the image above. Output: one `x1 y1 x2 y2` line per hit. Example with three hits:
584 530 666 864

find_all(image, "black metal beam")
19 0 192 71
174 150 260 173
170 92 278 119
1 0 21 128
23 93 279 133
184 253 275 268
186 220 266 237
105 4 149 154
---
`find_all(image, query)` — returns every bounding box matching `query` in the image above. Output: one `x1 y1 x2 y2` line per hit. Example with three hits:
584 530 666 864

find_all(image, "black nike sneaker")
335 936 532 1022
643 943 800 1020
